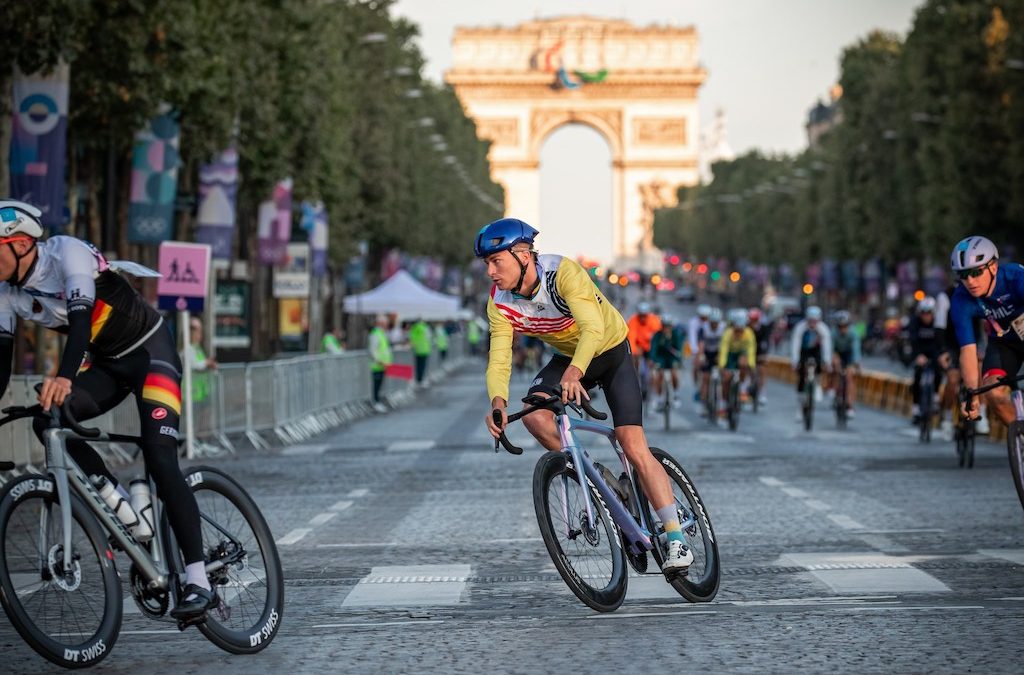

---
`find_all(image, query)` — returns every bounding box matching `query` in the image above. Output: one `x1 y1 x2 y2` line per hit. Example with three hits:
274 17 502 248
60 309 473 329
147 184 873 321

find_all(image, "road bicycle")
0 395 284 669
724 367 742 432
801 358 817 432
493 386 720 612
953 390 975 469
917 363 938 444
833 365 849 430
963 372 1024 510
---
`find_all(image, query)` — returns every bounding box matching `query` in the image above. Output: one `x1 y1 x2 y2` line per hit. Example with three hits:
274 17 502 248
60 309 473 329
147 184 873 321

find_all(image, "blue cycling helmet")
474 218 539 258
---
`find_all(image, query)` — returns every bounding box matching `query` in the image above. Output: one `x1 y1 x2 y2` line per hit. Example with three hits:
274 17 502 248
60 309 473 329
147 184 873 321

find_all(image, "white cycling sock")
184 561 212 595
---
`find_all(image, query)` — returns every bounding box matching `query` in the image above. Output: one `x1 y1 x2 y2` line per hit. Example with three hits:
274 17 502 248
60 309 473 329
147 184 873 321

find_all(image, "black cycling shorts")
982 339 1024 382
529 339 642 427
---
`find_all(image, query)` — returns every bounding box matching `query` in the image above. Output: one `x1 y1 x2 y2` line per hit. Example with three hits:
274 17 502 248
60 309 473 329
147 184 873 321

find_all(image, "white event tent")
343 269 465 321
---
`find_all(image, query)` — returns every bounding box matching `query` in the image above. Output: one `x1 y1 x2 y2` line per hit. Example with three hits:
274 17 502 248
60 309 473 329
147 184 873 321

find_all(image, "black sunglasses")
956 265 989 281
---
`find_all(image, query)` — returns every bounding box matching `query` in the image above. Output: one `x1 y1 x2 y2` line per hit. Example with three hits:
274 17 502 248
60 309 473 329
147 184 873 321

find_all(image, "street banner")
157 241 211 312
127 108 181 243
301 201 329 277
10 63 69 231
257 178 292 264
195 146 239 259
273 242 310 298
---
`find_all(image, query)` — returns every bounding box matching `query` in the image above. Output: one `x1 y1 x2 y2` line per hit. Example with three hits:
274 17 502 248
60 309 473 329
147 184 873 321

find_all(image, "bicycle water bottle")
128 479 155 542
92 475 141 533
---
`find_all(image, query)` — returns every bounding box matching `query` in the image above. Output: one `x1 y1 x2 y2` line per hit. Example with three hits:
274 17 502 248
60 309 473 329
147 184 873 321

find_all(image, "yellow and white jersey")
486 254 627 403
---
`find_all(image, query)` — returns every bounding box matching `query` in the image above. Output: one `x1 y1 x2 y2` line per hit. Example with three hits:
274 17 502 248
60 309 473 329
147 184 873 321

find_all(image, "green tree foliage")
654 0 1022 271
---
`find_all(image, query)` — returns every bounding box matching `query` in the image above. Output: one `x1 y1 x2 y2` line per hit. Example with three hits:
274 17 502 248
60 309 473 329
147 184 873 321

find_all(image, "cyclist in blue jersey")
949 236 1024 426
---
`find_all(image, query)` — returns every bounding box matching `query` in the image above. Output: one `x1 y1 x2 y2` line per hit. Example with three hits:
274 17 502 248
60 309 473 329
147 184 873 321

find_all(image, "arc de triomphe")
446 16 706 269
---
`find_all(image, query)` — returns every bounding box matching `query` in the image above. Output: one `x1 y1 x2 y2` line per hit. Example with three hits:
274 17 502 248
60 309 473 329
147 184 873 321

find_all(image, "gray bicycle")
0 394 284 669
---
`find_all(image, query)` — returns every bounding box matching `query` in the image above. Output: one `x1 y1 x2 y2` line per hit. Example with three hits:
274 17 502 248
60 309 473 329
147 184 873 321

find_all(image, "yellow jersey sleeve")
485 296 514 403
555 258 625 373
717 330 730 369
743 327 757 365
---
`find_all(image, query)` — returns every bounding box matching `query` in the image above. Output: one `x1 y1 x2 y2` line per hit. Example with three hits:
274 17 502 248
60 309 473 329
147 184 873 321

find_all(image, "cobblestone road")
3 361 1023 673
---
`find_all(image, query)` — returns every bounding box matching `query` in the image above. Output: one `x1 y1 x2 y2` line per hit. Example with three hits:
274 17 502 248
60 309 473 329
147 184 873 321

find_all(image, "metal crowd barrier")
0 335 470 475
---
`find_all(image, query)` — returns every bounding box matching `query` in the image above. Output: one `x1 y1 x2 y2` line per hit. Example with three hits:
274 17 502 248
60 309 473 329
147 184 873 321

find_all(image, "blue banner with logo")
195 146 239 259
127 108 181 243
9 64 69 231
301 201 329 278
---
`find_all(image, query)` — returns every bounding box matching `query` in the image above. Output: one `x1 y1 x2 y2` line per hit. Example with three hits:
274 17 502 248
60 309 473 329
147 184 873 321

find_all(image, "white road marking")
387 440 436 452
312 620 445 629
780 487 810 498
590 610 719 619
330 500 354 512
781 552 950 594
978 548 1024 565
309 512 337 526
347 488 369 498
758 476 785 487
277 528 312 546
488 537 543 544
281 444 329 456
836 605 984 613
803 499 831 511
342 564 472 607
828 514 867 530
317 542 398 548
690 432 755 443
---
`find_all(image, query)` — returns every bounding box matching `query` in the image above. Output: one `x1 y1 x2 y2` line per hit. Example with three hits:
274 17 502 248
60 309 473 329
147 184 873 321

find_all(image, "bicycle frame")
551 412 694 556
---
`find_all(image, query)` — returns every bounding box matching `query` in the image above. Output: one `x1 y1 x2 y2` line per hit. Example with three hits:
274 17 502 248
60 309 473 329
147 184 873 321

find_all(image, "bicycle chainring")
129 564 169 618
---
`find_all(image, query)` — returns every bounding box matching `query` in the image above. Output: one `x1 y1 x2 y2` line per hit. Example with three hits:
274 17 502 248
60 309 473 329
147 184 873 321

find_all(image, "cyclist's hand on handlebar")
961 396 980 421
38 376 72 412
560 366 589 406
486 399 508 439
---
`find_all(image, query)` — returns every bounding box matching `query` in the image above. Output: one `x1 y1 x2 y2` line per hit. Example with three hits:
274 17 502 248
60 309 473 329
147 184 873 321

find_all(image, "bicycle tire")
641 448 720 602
181 467 285 654
663 374 672 432
804 380 814 432
1006 422 1024 513
532 453 627 612
0 474 122 669
727 380 739 432
966 427 975 469
956 427 966 468
835 376 847 430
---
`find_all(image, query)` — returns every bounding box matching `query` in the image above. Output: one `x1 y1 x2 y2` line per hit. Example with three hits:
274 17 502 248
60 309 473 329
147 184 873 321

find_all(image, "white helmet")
696 304 712 319
637 302 652 315
806 306 823 321
950 236 997 272
708 307 723 323
917 296 936 314
728 309 747 327
0 200 44 239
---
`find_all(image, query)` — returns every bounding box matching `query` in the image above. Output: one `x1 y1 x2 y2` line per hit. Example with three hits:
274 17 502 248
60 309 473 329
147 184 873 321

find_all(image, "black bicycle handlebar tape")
492 409 523 455
60 396 101 439
580 398 608 420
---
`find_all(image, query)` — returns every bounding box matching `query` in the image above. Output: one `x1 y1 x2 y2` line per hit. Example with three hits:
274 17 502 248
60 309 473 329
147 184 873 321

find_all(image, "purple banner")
10 64 69 230
257 178 292 264
195 146 239 259
301 201 329 278
127 108 181 243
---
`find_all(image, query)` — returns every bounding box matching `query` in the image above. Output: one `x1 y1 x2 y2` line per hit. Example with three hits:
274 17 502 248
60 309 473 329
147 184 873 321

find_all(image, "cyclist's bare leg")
653 368 664 398
615 425 674 509
521 408 562 451
943 367 961 412
981 379 1017 426
670 368 679 391
721 367 732 401
700 370 710 402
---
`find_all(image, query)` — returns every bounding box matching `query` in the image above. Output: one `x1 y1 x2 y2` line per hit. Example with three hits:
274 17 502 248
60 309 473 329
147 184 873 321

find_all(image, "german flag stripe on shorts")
142 373 181 415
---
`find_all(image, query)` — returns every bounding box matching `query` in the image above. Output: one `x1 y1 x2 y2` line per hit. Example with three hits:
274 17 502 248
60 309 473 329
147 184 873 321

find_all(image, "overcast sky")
392 0 922 260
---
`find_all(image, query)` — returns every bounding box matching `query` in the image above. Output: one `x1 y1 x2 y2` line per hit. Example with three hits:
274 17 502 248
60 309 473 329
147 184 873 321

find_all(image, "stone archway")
446 16 706 269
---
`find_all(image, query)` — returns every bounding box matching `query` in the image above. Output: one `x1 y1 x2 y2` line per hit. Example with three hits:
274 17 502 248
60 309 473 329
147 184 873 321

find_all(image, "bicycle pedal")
176 614 207 631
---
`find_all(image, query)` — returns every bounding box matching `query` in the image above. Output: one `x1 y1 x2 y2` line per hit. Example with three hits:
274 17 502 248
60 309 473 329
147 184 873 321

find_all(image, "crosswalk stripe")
342 564 472 607
277 528 311 546
780 552 950 594
387 440 436 452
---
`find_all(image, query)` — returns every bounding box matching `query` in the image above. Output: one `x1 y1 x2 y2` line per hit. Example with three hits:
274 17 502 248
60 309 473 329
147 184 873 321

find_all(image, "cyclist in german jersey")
478 218 693 572
0 200 215 619
949 236 1024 426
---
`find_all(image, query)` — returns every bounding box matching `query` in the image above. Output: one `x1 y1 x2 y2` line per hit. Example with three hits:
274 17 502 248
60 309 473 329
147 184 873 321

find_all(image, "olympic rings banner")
9 64 70 231
127 107 182 244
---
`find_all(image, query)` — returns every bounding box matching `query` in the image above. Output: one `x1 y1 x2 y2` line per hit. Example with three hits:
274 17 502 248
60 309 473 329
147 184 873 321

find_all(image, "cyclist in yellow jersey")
719 309 757 414
477 218 693 573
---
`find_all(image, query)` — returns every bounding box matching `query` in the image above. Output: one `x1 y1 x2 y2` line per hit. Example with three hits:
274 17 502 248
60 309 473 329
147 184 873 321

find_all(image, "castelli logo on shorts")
151 408 168 420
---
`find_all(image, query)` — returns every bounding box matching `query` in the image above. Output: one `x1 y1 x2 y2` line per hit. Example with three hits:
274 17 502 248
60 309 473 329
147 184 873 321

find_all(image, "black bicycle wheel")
804 381 814 432
0 475 122 669
750 378 760 414
180 467 284 654
956 426 966 468
727 381 739 431
966 426 975 469
1006 422 1024 512
663 376 672 432
532 452 627 612
642 448 720 602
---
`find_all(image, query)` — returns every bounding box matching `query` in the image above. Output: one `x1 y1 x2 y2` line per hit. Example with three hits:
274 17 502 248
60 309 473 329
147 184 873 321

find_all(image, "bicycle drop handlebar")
960 372 1024 401
492 385 608 456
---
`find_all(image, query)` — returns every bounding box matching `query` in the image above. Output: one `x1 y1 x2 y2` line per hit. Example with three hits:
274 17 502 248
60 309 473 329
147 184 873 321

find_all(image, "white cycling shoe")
662 540 694 573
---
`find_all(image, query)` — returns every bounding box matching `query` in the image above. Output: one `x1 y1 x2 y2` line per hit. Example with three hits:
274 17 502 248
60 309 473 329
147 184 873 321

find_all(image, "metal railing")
0 336 468 471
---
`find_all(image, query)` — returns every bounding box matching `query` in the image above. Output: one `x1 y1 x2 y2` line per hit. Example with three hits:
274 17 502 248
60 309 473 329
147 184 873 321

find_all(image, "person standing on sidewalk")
408 317 432 386
435 322 449 362
368 315 392 413
321 327 345 354
186 317 217 405
467 318 482 356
